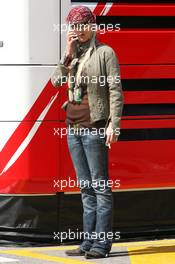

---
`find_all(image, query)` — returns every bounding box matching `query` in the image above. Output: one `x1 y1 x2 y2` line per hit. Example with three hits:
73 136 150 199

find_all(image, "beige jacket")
51 40 124 132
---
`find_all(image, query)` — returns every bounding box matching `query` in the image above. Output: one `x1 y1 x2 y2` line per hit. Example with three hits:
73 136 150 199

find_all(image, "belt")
68 123 84 129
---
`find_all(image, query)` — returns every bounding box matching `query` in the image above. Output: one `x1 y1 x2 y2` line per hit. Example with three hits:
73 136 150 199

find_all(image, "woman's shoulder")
96 42 115 56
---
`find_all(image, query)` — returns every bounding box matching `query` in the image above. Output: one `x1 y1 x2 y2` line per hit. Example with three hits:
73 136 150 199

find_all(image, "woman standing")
51 6 124 259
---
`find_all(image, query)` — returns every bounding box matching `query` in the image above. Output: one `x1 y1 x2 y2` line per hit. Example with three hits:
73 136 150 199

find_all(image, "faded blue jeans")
67 126 113 255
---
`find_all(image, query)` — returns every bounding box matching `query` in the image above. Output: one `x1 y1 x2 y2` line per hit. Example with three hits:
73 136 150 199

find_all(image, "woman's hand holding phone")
65 30 79 58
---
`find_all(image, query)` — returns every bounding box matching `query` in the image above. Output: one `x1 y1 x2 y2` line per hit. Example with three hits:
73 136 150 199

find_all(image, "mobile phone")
72 34 80 46
68 27 80 50
68 29 79 41
72 34 79 40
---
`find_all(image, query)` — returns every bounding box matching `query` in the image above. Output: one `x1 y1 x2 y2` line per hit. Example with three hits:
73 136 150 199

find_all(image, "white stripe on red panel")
0 92 59 176
102 3 113 16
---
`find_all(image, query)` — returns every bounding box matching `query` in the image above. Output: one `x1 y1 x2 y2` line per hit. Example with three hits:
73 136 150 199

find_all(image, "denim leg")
81 131 113 255
67 131 96 251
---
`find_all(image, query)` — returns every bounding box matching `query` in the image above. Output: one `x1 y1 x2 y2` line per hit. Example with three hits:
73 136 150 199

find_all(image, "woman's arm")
51 30 77 87
105 46 124 135
51 50 71 87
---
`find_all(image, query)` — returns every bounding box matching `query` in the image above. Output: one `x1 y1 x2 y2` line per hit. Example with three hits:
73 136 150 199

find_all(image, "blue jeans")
67 127 113 255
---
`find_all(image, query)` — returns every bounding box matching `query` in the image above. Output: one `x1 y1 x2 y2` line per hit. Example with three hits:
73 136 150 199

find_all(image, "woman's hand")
65 30 79 57
105 121 119 146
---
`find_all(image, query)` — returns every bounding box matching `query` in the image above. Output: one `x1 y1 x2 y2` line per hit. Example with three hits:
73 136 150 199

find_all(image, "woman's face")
71 23 94 43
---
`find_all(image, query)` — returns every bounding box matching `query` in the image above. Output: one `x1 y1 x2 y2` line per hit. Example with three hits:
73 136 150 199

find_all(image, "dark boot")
65 247 86 256
85 250 108 259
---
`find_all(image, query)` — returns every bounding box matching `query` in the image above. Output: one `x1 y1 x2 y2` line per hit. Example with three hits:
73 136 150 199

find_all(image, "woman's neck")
79 38 91 48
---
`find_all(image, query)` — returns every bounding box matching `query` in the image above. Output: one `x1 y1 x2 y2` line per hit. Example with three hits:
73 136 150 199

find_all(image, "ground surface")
0 239 175 263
